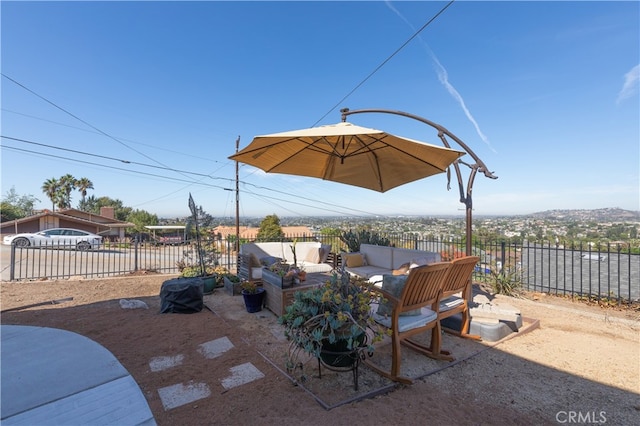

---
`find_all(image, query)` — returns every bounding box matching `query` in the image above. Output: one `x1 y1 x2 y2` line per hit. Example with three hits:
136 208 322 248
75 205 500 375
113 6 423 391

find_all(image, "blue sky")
2 1 638 220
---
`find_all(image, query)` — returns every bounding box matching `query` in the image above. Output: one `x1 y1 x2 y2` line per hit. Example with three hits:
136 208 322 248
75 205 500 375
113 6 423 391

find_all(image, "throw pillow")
304 248 321 264
392 262 410 275
319 244 332 263
376 274 422 317
344 253 364 268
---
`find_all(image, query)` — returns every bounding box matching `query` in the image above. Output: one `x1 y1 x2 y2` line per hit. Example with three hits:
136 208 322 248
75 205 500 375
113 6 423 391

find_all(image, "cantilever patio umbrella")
228 122 465 192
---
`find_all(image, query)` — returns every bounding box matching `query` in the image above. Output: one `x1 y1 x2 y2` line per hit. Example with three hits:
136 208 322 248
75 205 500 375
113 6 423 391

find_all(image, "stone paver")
157 381 211 411
152 338 265 410
197 336 234 359
220 362 265 390
149 354 184 372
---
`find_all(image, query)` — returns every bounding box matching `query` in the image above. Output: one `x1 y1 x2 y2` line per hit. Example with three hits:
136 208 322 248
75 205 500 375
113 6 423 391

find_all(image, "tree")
1 187 40 220
58 174 77 209
127 209 159 234
185 205 214 237
80 195 131 221
75 177 94 207
42 177 62 211
256 214 284 242
1 202 23 221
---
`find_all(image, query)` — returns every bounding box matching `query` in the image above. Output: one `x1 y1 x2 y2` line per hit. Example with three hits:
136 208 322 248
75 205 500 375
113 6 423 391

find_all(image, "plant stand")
317 342 367 391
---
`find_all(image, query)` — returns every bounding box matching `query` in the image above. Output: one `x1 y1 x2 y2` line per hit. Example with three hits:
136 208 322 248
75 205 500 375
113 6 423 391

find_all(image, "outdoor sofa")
340 243 441 284
238 241 334 283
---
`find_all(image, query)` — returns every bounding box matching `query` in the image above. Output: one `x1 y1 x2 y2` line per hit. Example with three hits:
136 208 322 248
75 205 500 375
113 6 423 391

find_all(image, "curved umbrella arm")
340 107 497 263
341 108 497 180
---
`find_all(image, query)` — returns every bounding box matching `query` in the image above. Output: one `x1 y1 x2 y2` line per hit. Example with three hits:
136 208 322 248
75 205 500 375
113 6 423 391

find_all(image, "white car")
2 228 103 250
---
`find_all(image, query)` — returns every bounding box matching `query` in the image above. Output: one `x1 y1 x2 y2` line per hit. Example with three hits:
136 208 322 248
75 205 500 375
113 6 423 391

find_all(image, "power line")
1 107 224 164
2 3 456 219
1 73 196 182
2 145 231 190
1 135 231 181
1 141 378 217
312 0 456 126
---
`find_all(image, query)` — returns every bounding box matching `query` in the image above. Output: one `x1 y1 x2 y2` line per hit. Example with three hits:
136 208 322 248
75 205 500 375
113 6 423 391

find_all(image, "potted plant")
278 268 387 372
176 242 221 295
177 264 217 295
262 261 297 288
241 281 265 313
296 265 307 282
223 273 243 296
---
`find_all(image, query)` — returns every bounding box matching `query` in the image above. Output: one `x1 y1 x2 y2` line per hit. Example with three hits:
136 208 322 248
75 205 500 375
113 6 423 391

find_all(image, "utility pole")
235 136 240 254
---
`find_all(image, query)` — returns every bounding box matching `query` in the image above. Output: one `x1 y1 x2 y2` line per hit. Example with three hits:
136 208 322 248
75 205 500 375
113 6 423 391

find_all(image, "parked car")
2 228 103 250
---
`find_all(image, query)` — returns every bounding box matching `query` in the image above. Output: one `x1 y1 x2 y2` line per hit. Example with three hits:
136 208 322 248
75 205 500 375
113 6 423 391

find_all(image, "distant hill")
529 208 640 222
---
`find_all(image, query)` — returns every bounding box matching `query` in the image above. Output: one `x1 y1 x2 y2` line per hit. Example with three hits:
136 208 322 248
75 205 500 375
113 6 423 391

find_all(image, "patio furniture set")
236 242 488 383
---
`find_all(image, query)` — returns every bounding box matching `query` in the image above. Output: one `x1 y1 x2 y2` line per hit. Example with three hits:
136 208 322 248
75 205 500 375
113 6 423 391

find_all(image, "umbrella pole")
235 136 241 254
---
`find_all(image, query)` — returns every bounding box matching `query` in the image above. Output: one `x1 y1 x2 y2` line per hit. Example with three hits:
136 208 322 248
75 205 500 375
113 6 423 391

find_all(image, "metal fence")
6 234 639 303
6 241 226 281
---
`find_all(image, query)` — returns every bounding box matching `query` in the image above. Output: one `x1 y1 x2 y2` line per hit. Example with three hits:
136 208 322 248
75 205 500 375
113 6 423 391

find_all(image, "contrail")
616 64 639 105
385 1 497 153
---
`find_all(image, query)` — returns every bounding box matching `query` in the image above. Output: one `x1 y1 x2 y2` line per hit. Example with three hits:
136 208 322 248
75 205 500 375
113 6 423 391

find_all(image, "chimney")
100 207 115 219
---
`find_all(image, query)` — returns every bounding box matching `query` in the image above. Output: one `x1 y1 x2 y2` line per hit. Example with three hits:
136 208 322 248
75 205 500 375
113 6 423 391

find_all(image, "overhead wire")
1 136 231 181
312 0 456 126
3 3 455 218
1 137 377 217
2 107 224 164
1 73 198 184
2 145 231 190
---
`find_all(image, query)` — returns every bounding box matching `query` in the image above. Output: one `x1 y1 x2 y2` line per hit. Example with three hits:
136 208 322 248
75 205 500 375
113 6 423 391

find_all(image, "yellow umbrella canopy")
229 122 465 192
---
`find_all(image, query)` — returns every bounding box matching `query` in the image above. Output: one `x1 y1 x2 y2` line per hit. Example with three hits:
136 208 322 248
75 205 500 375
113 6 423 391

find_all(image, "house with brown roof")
0 207 134 240
212 225 314 241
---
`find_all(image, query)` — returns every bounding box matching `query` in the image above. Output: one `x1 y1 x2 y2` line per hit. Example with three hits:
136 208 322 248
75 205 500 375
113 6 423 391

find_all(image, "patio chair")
439 256 482 340
364 262 453 384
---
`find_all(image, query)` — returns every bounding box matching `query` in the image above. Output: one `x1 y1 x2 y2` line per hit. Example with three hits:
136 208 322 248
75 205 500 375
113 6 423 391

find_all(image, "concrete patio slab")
0 325 155 425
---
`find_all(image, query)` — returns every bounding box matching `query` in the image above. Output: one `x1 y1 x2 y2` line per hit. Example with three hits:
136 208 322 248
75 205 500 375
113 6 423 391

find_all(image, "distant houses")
212 225 314 241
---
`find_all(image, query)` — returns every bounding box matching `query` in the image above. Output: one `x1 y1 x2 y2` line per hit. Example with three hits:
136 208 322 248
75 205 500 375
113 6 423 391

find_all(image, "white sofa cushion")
360 244 394 270
241 242 330 279
392 248 440 269
345 265 389 279
345 245 441 281
241 242 323 265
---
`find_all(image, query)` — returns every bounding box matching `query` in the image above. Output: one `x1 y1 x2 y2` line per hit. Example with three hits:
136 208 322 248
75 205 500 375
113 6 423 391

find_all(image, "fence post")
9 244 16 281
134 239 139 272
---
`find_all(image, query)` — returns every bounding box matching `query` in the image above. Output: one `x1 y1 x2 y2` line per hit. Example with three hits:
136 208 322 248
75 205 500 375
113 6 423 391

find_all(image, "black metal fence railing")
6 234 639 304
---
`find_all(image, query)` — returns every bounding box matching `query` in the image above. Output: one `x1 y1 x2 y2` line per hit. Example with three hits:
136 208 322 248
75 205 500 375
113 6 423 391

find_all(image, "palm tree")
58 174 77 209
54 191 68 210
41 177 61 211
76 177 94 208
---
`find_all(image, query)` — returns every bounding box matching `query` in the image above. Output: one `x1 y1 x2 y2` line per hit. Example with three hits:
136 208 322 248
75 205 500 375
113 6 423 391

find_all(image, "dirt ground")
1 274 639 426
